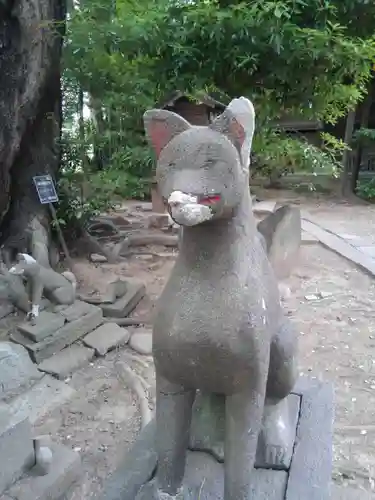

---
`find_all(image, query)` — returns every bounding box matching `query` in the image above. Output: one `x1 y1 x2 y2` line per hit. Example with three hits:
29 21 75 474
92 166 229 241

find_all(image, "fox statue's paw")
258 398 291 467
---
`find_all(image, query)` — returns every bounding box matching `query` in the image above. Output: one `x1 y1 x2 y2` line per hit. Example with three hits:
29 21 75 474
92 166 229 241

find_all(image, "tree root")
114 361 152 428
81 230 118 264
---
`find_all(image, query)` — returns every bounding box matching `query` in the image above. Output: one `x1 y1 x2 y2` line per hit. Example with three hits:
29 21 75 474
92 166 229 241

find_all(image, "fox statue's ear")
210 97 255 170
143 109 191 158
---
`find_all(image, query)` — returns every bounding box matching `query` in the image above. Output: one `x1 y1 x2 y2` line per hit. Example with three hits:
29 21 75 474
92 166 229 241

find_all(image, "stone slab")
287 378 334 500
100 280 146 318
10 306 103 363
136 452 288 500
0 375 76 425
0 342 43 401
18 312 66 343
83 323 130 356
4 443 81 500
189 392 300 470
0 408 35 495
301 231 318 245
301 218 375 277
37 345 95 379
97 377 333 500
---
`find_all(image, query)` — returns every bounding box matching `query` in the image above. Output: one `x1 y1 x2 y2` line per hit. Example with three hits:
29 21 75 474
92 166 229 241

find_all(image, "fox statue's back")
138 97 298 500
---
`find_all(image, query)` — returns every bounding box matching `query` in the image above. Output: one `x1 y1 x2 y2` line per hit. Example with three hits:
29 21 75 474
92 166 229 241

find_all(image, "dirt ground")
5 192 375 498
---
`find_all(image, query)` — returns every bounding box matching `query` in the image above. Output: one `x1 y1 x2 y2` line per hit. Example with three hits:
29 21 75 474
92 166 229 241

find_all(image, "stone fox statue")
142 97 298 500
6 253 76 320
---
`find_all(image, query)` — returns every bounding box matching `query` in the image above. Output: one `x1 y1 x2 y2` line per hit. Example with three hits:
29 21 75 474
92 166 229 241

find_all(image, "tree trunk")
340 108 356 196
0 0 65 266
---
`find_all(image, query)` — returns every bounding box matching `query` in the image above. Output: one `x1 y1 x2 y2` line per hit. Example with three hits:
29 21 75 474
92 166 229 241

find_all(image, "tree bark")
0 0 65 265
340 108 356 196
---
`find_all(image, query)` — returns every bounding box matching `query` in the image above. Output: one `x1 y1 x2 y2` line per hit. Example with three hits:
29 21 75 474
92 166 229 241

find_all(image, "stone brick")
0 408 34 495
37 346 95 379
83 323 130 356
129 330 152 356
2 375 75 425
0 343 43 401
18 312 65 343
11 306 103 363
5 443 81 500
100 281 146 318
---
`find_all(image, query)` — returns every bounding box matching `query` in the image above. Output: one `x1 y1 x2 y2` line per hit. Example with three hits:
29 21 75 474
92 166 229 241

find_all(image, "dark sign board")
33 175 59 204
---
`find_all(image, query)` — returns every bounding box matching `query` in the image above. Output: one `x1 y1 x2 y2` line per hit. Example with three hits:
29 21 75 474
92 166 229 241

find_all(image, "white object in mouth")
20 253 37 264
31 304 40 318
168 191 213 226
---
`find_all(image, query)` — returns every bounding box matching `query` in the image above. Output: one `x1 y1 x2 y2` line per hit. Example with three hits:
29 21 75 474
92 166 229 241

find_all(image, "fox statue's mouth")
166 191 222 227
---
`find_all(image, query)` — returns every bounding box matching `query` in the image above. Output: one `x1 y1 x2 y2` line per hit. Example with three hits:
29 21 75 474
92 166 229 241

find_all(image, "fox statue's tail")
61 271 77 292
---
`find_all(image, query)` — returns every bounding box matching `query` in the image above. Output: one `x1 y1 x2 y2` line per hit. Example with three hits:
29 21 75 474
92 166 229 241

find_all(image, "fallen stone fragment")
90 253 108 263
0 342 43 401
100 280 146 318
83 323 131 356
129 330 153 355
37 345 95 379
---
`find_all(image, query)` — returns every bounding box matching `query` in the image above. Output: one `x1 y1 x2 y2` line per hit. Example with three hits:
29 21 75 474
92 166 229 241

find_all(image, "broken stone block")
37 346 95 379
129 330 152 355
10 305 103 363
5 442 81 500
18 312 65 343
0 342 43 401
83 323 130 356
0 407 35 495
3 375 75 425
257 205 301 280
100 280 146 318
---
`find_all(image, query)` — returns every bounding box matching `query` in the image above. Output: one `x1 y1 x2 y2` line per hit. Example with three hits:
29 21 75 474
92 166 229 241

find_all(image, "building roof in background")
158 91 226 110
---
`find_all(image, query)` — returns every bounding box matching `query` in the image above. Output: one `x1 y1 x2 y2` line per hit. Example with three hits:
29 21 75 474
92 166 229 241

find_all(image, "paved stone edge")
301 216 375 277
287 378 334 500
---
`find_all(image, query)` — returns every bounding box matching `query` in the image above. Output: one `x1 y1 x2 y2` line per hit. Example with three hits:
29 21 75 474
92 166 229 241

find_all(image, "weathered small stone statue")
1 253 76 320
141 97 298 499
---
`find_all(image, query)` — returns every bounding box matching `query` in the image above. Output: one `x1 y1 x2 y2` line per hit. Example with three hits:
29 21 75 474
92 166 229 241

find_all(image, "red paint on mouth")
199 195 221 205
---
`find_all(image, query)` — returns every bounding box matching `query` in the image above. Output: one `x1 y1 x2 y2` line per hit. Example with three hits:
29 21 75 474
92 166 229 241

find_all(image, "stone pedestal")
97 378 334 500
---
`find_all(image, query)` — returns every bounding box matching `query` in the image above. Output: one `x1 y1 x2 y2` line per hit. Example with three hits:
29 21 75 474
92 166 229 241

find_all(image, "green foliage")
357 178 375 201
60 0 375 223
